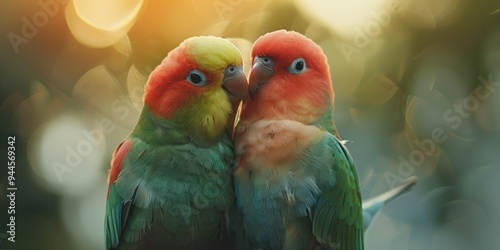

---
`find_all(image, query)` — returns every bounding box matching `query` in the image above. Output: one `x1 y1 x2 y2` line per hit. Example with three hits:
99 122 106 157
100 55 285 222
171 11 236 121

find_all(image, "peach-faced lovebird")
105 36 249 250
233 30 364 250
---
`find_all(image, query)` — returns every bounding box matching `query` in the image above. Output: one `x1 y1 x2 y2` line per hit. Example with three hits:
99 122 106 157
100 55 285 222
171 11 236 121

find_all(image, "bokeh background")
0 0 499 249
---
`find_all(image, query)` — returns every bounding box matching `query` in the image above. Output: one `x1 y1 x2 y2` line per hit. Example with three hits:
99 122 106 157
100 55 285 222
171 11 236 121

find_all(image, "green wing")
104 139 139 249
311 134 364 250
105 184 138 249
105 184 121 249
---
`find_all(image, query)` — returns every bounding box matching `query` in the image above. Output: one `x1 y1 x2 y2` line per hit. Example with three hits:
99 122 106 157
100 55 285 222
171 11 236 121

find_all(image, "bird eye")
288 58 307 74
255 56 274 68
186 70 207 86
225 65 241 79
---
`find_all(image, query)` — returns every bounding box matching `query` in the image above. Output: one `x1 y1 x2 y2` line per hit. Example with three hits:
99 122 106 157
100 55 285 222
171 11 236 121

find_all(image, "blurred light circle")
73 0 144 32
28 114 105 196
66 0 143 48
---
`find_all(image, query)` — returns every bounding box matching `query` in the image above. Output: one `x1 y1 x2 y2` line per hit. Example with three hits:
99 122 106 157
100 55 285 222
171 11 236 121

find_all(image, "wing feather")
311 134 364 250
105 139 133 249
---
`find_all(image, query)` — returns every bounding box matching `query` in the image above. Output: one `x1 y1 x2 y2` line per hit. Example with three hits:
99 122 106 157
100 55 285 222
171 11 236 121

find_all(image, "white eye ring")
288 58 307 74
186 70 207 86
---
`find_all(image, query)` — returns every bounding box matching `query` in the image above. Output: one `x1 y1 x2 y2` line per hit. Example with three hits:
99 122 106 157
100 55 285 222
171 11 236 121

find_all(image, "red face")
143 47 209 119
243 30 334 123
144 45 248 120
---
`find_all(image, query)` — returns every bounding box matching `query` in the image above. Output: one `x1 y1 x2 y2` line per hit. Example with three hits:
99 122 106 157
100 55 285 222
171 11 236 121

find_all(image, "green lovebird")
233 30 364 250
104 36 249 250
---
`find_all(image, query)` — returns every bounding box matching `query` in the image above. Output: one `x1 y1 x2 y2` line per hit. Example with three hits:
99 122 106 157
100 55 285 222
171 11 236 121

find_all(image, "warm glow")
2 0 499 249
73 0 144 32
66 0 143 48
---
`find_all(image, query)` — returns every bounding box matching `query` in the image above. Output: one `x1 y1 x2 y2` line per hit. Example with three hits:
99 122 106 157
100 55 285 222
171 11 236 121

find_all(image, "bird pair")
104 30 416 250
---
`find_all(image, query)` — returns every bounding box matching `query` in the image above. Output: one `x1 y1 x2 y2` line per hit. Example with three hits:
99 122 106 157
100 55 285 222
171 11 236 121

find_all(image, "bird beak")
249 57 274 100
222 67 249 105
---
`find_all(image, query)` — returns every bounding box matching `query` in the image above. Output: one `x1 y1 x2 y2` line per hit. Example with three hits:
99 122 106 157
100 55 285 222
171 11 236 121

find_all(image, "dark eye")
288 58 307 74
186 70 207 86
225 65 241 78
255 56 273 68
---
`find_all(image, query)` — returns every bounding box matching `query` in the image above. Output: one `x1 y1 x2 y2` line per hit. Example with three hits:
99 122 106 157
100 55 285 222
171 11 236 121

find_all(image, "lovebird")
104 36 249 250
233 30 364 250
